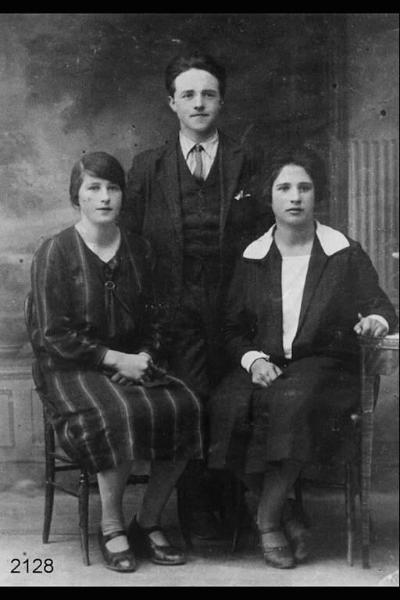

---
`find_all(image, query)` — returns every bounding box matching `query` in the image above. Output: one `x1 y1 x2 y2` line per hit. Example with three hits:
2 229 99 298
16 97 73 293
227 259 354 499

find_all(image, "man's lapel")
219 133 245 237
156 139 183 244
155 133 246 246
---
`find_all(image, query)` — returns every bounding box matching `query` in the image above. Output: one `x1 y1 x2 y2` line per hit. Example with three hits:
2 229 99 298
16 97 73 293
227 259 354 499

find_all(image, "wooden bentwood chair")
230 382 380 567
24 292 188 565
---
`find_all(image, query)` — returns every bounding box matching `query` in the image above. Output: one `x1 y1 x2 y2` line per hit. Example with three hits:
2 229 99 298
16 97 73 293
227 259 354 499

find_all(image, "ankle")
257 519 280 534
101 518 125 538
131 515 170 547
136 514 161 531
105 534 130 552
100 528 130 553
260 529 289 549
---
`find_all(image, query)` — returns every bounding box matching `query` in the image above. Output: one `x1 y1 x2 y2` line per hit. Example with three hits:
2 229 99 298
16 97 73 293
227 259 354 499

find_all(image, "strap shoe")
127 516 186 566
98 528 136 572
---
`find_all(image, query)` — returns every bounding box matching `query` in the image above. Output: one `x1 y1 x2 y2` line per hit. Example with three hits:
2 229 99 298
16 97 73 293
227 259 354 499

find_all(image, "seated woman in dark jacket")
30 152 203 572
208 143 398 569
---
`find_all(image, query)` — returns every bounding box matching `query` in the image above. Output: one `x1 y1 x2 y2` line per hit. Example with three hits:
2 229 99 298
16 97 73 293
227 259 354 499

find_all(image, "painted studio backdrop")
0 13 398 485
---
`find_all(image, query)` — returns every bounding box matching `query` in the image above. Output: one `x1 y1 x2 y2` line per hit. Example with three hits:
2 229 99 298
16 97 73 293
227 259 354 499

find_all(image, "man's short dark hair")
165 52 226 97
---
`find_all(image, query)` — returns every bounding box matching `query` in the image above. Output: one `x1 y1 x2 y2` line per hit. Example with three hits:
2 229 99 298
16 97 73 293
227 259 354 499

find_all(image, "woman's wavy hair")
69 151 126 207
261 143 328 205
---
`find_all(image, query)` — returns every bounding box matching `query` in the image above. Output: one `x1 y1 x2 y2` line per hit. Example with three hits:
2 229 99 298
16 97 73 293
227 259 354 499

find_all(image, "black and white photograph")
0 12 398 588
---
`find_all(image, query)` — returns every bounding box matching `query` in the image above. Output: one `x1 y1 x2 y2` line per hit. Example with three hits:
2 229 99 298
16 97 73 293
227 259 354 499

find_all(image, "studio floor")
0 476 398 588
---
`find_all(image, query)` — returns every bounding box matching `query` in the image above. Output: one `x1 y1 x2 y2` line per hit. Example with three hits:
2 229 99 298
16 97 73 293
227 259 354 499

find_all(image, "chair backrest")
24 291 34 344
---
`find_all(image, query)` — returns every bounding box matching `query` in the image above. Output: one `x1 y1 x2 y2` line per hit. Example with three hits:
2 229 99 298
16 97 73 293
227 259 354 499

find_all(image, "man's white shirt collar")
243 221 350 259
179 130 219 161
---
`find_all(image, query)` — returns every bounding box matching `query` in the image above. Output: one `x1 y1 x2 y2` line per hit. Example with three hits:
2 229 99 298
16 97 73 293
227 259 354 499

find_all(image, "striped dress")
30 226 203 474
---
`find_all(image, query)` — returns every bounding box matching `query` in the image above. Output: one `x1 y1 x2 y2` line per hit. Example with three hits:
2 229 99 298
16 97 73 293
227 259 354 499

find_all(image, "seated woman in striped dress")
29 151 203 573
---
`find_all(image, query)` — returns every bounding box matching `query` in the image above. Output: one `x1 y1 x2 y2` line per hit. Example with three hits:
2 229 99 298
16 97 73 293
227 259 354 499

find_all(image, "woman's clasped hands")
104 349 153 385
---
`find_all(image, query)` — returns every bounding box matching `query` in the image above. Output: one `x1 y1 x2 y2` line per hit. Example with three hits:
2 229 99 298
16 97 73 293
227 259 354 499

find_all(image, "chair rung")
53 464 84 472
49 452 79 465
48 482 80 497
300 478 345 489
127 474 149 485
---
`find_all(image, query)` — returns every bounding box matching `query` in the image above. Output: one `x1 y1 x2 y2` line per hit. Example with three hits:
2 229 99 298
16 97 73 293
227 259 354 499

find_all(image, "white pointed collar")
179 130 219 161
243 221 350 260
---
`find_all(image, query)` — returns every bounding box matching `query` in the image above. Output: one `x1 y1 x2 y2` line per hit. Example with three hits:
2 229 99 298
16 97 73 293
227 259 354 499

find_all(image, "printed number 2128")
10 558 54 573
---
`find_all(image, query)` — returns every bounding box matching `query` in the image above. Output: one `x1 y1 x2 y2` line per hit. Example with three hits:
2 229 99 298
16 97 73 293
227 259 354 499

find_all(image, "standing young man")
122 52 272 539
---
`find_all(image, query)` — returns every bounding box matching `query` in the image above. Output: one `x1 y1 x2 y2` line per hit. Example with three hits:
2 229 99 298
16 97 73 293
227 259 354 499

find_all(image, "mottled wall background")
0 12 398 487
347 14 398 139
0 13 398 353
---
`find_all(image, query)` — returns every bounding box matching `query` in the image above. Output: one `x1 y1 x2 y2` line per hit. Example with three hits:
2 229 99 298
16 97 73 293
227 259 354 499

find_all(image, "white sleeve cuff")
241 351 270 373
366 314 389 332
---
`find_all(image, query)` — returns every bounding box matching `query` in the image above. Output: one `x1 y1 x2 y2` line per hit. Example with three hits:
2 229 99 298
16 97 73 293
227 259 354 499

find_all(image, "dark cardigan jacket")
223 222 398 371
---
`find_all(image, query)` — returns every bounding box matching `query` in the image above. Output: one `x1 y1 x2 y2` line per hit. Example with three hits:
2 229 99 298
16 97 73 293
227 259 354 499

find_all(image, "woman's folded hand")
250 358 282 388
103 350 152 383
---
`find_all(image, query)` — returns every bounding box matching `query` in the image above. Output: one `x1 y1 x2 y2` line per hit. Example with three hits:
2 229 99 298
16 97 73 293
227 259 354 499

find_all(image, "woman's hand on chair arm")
353 313 389 338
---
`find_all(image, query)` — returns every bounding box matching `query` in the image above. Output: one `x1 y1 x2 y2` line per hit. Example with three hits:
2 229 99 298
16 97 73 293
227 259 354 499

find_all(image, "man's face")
168 68 223 140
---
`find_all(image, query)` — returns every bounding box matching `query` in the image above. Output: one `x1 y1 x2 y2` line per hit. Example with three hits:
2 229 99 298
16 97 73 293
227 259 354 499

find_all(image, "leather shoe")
189 510 222 540
259 528 296 569
282 499 311 562
127 516 186 566
284 519 311 562
98 528 136 572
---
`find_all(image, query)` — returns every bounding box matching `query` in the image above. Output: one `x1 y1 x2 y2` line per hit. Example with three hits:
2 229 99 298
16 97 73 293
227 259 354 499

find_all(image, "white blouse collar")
243 221 350 260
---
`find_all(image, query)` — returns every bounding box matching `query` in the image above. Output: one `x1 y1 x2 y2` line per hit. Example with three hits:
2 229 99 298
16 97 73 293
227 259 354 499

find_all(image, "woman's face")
271 164 315 228
78 173 122 226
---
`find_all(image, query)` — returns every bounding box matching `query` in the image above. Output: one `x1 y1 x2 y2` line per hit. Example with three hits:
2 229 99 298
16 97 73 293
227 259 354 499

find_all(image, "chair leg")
43 416 55 544
231 478 246 553
369 513 377 543
294 476 304 511
176 484 193 550
43 481 55 544
78 470 90 566
345 462 356 566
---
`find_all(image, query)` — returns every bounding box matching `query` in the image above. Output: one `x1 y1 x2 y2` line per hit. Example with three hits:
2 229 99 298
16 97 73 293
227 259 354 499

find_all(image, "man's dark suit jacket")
122 132 272 321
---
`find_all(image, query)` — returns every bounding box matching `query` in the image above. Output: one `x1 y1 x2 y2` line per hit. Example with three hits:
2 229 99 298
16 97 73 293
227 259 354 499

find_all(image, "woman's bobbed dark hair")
69 151 126 207
261 143 328 205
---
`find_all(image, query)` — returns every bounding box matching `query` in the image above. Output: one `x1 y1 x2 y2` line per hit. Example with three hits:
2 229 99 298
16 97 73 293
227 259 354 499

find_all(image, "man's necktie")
192 144 204 180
